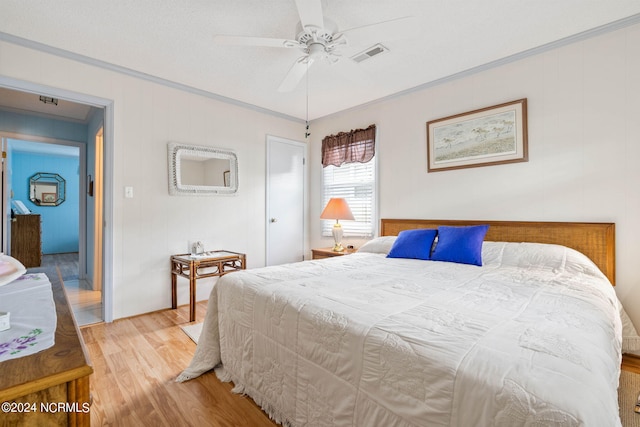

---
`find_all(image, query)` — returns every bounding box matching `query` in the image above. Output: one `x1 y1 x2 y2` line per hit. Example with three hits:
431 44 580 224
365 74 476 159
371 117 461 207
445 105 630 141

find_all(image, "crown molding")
316 13 640 121
0 31 305 124
2 12 639 124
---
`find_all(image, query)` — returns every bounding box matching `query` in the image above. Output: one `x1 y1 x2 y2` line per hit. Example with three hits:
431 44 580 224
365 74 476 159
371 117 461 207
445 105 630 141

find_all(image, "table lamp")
320 198 355 252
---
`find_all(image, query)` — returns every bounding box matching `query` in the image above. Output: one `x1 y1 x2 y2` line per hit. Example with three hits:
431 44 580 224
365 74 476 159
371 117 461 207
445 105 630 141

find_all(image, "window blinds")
321 125 376 237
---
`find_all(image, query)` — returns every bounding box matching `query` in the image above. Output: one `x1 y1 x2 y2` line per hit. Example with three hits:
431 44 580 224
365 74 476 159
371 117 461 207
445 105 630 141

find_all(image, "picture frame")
426 98 528 172
42 192 57 204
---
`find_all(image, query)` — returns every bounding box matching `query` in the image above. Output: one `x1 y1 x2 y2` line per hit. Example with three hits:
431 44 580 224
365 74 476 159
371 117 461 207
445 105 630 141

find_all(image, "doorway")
3 137 102 325
0 79 113 323
265 135 307 266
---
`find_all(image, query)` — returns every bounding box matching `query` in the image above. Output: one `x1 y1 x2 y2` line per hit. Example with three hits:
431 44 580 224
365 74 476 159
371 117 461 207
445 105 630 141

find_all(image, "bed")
178 219 621 427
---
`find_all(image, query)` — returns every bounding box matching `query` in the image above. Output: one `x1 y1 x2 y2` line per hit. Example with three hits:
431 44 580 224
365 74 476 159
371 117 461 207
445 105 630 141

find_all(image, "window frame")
321 150 378 238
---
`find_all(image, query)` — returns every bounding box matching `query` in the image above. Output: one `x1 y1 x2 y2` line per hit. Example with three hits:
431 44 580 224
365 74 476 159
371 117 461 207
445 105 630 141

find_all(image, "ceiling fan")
214 0 416 92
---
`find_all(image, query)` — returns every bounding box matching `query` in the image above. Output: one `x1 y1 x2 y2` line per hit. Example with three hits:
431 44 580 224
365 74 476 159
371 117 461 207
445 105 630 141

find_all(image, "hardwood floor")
27 253 103 326
39 252 80 281
80 302 278 427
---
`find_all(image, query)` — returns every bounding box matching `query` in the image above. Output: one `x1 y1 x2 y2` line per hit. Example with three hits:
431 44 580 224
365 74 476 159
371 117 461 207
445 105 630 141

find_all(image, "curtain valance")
321 124 376 168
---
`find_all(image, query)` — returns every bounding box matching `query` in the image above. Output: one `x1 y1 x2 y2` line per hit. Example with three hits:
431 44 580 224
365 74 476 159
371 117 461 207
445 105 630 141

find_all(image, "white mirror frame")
168 142 238 196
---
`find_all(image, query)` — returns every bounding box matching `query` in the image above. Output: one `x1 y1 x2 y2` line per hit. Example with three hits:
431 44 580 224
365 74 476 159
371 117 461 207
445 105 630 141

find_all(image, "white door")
266 135 306 266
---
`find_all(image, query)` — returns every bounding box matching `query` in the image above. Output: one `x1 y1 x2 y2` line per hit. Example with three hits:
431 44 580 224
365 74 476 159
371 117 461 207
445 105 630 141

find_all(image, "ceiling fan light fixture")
213 0 413 92
308 43 326 59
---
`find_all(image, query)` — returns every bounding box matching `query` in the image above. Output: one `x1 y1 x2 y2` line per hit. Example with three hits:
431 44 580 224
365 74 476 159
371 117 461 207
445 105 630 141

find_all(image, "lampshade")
320 198 355 221
321 198 354 252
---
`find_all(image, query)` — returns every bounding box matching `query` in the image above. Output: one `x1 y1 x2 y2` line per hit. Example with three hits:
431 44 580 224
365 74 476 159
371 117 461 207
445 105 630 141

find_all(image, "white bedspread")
178 242 622 427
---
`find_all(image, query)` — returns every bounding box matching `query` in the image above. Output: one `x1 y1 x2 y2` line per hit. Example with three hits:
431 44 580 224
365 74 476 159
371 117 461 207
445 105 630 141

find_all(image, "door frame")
2 135 86 272
265 135 308 266
0 76 115 322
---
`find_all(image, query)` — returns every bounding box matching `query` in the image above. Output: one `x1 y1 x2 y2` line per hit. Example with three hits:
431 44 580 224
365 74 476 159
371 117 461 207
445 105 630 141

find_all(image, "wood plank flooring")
80 302 278 427
27 253 103 326
33 252 79 281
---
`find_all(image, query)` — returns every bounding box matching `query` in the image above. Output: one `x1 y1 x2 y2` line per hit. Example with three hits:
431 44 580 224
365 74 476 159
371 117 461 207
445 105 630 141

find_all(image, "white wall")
0 40 304 319
310 23 640 325
3 22 640 324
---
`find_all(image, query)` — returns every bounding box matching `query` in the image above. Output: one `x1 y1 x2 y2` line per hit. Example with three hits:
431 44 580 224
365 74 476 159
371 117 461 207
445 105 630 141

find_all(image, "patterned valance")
321 124 376 168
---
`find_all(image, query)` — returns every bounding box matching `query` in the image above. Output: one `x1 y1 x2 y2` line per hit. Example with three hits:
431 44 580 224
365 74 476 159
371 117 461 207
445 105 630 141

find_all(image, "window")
321 125 376 237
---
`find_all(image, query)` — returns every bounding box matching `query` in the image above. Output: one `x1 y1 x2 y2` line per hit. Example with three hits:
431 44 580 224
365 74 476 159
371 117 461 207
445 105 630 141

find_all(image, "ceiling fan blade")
294 0 324 29
339 16 419 46
214 35 301 48
278 56 314 92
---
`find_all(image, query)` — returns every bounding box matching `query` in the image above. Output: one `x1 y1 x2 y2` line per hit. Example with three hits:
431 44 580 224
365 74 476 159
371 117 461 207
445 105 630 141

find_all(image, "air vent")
350 44 389 63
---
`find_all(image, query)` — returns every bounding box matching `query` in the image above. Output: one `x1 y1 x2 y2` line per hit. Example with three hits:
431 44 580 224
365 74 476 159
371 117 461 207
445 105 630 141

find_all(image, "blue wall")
12 150 80 254
0 110 87 142
0 110 87 256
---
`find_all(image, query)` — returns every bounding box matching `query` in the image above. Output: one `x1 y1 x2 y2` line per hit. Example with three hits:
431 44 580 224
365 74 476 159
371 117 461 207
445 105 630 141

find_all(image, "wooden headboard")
380 219 616 285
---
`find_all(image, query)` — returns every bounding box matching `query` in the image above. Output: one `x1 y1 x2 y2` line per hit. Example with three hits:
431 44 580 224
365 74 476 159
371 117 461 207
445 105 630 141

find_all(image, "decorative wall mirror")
167 142 238 196
29 172 66 206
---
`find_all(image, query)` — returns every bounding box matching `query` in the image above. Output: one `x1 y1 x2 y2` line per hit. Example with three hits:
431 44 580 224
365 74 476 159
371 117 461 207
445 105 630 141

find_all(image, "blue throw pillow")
431 225 489 266
387 228 438 260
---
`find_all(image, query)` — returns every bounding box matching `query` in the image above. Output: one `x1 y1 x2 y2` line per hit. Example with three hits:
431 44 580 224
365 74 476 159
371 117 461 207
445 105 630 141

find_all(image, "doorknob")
270 218 277 223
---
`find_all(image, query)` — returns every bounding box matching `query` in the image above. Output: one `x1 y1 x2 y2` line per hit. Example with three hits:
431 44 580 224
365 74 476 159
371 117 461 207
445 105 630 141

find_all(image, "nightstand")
622 354 640 374
311 247 356 260
619 354 640 422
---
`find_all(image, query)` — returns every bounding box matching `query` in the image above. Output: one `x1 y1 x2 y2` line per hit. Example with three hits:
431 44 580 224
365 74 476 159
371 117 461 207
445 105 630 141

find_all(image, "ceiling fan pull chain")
305 60 311 139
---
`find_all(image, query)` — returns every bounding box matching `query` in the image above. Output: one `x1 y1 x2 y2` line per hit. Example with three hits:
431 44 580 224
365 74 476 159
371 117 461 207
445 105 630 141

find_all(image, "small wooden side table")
171 250 246 322
311 247 356 260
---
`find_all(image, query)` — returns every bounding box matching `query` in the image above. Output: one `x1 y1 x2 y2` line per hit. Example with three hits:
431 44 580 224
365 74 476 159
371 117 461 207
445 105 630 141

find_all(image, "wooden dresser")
0 268 93 426
10 214 42 268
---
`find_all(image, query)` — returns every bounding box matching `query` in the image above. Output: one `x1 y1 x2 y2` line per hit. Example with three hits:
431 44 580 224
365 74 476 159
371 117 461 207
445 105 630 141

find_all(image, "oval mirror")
29 172 66 206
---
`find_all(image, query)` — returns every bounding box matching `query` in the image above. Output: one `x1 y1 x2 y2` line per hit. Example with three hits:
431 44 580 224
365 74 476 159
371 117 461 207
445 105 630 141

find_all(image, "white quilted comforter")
178 242 622 427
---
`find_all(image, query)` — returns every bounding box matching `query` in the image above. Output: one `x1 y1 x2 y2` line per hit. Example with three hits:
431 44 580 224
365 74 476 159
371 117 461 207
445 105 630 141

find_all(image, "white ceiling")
0 87 93 123
1 1 640 121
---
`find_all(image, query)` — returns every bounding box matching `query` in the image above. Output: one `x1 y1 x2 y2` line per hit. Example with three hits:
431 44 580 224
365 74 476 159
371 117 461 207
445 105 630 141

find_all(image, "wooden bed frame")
380 219 616 285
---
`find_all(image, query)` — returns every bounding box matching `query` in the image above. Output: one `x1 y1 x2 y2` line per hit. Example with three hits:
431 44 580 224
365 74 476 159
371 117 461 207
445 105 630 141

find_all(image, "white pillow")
357 236 397 255
0 254 27 287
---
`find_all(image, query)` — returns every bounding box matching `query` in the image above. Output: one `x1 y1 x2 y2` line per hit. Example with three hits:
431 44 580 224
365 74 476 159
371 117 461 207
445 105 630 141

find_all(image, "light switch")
125 186 134 198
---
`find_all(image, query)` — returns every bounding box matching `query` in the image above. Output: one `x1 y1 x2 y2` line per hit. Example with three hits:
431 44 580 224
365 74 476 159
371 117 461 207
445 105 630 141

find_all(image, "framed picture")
42 192 57 204
426 98 528 172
